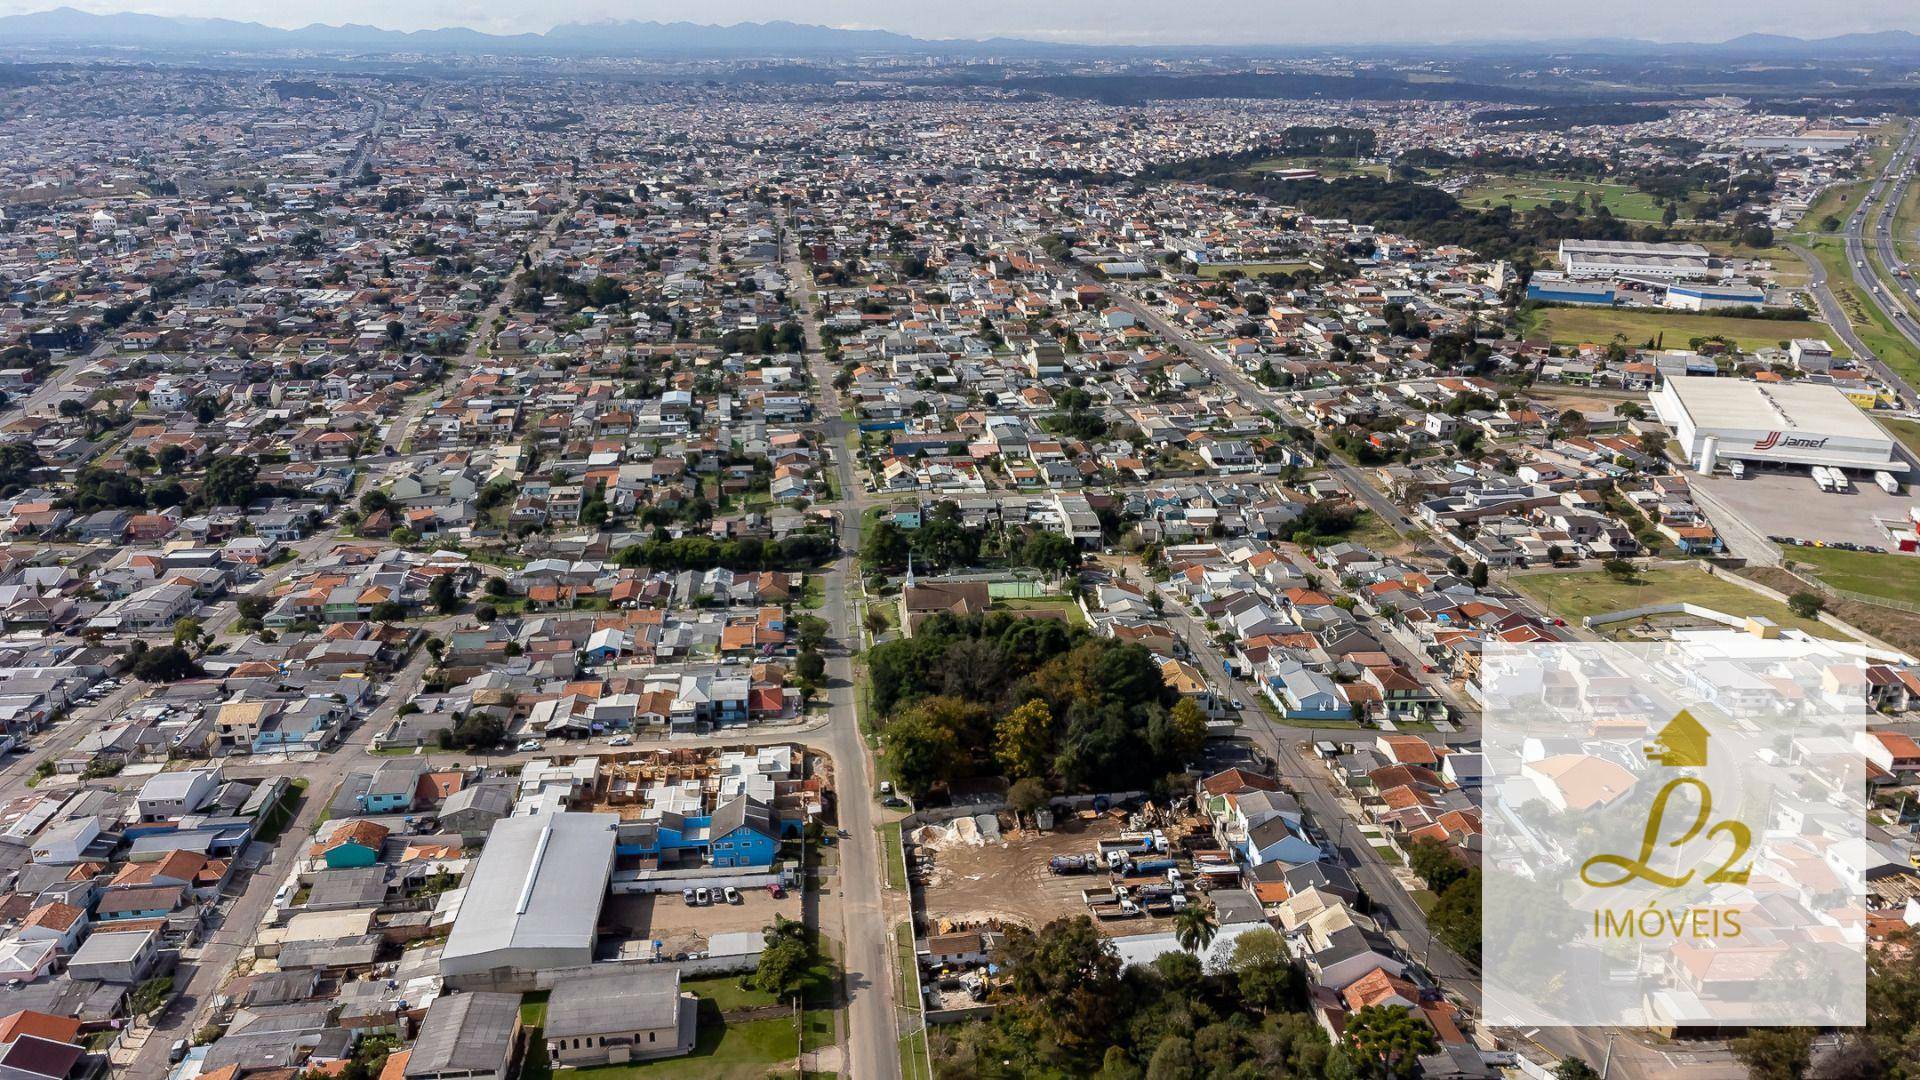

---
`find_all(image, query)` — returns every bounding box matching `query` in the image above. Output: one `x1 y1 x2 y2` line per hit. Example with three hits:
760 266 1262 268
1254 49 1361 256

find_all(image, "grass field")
1197 260 1313 279
1893 163 1920 257
254 778 309 843
1460 176 1675 222
682 975 781 1014
1782 547 1920 604
1344 510 1410 550
879 820 907 890
1513 567 1844 638
1519 305 1846 357
1885 418 1920 458
1800 235 1920 389
551 1015 801 1080
994 595 1087 626
1800 180 1868 233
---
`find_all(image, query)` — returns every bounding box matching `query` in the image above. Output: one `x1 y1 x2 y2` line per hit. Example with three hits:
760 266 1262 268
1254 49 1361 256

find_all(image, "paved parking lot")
1692 467 1913 550
601 885 798 958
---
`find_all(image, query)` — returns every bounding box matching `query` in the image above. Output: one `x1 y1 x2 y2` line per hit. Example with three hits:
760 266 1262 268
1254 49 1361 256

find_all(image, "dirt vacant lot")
912 812 1192 939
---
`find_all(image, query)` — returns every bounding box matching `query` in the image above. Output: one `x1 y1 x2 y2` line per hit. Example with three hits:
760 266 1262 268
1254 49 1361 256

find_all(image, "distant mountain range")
2 6 1919 60
0 8 932 55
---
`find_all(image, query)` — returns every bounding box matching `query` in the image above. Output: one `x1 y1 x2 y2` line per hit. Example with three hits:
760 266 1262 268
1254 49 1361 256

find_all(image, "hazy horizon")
2 0 1918 47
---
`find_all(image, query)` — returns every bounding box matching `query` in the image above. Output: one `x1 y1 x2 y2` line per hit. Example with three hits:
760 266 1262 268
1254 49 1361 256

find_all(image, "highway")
1826 119 1920 405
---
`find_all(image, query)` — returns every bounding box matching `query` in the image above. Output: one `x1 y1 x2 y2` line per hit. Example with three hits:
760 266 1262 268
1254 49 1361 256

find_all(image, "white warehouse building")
440 811 620 986
1559 239 1722 281
1652 376 1907 476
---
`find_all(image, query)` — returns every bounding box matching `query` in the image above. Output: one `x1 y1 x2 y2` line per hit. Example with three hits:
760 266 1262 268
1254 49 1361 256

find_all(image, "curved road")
1822 119 1920 405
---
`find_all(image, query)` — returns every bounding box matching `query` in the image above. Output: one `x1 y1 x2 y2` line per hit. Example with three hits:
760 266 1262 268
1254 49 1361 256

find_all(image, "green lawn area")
1519 305 1847 357
879 821 907 890
1800 235 1920 390
1783 546 1920 604
1344 510 1407 550
1197 260 1313 279
520 978 823 1080
682 975 779 1014
1409 889 1438 915
798 575 825 611
1460 176 1674 222
899 1029 930 1080
254 778 309 843
891 921 930 1080
1894 167 1920 258
1884 418 1920 458
560 1015 801 1080
1513 568 1844 639
992 595 1087 626
1799 180 1867 233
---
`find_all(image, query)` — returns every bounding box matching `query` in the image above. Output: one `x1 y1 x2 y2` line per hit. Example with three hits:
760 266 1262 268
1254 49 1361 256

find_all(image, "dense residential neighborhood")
1 11 1919 1080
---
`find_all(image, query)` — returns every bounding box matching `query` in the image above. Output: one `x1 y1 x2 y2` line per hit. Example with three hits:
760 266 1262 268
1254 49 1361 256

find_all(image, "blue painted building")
616 796 782 869
355 762 422 815
1527 280 1616 306
1242 816 1323 867
1666 283 1767 311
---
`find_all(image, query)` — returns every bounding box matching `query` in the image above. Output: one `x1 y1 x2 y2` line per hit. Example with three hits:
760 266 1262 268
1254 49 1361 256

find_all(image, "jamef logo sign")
1753 431 1829 450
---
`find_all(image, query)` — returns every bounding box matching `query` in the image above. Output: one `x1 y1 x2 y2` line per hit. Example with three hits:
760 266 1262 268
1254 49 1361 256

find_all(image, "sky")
2 0 1918 46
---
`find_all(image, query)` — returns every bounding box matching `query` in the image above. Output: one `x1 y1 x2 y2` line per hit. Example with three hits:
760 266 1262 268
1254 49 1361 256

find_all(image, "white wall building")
1652 376 1906 475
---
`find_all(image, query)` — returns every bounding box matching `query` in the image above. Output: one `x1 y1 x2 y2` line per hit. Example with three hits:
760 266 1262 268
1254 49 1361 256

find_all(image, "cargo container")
1131 857 1176 875
1876 471 1902 494
1048 855 1090 875
1728 460 1745 479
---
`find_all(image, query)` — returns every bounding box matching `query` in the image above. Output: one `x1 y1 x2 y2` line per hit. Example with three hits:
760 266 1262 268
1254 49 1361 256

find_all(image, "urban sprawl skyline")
0 10 1917 1080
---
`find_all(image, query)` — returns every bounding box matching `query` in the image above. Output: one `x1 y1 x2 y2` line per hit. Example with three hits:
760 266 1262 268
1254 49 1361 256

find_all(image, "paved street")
787 218 904 1080
116 643 437 1079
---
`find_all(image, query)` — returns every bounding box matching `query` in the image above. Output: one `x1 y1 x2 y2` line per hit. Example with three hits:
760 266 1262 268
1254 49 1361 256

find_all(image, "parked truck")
1876 470 1902 495
1130 857 1176 876
1082 886 1140 919
1048 854 1091 875
1814 467 1838 493
1831 469 1854 493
